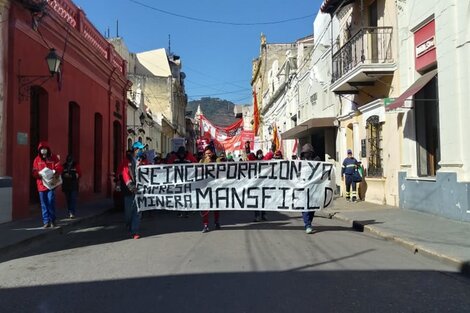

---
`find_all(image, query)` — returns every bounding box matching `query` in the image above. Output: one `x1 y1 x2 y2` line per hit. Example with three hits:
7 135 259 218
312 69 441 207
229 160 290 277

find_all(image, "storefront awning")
386 69 437 111
281 117 336 140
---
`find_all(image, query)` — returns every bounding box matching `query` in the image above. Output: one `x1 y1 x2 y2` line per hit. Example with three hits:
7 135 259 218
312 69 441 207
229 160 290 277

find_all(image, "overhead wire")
129 0 315 26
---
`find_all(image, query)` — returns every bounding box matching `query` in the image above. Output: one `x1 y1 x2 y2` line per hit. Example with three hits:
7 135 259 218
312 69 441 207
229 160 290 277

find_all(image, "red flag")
272 124 280 151
292 138 298 154
253 91 259 136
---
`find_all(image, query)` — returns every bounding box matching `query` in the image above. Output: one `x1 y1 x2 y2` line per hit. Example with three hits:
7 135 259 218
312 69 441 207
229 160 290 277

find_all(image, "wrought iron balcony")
331 27 394 86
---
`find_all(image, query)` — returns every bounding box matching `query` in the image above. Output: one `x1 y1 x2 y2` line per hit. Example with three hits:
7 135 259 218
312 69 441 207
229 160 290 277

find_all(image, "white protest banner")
135 160 336 212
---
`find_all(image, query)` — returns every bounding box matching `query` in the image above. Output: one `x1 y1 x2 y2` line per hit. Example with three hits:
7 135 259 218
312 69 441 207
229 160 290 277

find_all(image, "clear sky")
73 0 324 104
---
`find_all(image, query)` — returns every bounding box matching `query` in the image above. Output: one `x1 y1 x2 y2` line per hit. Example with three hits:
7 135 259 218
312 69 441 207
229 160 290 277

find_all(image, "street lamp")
45 48 61 76
18 48 63 101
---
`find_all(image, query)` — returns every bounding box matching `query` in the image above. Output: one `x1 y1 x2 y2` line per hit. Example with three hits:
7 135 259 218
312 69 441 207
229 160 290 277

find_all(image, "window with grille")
366 115 383 177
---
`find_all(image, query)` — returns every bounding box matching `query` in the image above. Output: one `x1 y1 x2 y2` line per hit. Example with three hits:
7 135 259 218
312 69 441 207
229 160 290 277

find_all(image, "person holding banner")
120 141 148 239
200 146 220 233
169 146 196 218
300 143 320 234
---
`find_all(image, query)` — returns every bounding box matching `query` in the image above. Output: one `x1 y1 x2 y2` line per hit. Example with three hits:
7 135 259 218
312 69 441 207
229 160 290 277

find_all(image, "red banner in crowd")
253 91 259 136
198 115 253 153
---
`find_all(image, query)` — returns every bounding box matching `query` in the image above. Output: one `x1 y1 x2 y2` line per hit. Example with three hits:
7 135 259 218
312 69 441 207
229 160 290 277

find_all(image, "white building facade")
392 0 470 221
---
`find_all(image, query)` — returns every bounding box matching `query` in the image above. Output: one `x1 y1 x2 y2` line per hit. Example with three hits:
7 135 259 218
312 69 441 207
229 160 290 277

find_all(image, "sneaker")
69 213 75 219
202 225 209 233
214 223 221 230
132 234 141 239
346 197 351 202
305 226 314 234
352 197 357 203
50 222 56 228
42 223 50 229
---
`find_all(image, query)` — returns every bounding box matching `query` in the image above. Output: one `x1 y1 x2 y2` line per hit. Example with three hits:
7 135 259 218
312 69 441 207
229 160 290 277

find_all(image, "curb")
330 212 468 275
0 207 114 259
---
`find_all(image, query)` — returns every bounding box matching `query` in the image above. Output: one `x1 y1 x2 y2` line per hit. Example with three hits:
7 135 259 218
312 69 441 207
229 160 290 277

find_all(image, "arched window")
127 138 133 150
94 113 103 193
366 115 383 177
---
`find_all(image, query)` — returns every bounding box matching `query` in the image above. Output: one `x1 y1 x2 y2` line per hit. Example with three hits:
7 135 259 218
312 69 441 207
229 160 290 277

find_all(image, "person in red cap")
246 152 257 161
32 141 63 228
273 150 283 160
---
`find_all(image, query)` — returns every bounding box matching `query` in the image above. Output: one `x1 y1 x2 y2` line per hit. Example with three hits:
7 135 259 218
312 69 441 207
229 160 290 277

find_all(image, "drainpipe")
330 12 334 84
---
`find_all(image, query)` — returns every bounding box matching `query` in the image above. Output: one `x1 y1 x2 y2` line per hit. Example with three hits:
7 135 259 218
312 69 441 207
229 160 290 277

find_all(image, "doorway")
93 113 103 193
29 86 48 205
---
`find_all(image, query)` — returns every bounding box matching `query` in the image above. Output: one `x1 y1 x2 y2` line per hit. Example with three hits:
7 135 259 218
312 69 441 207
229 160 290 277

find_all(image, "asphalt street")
1 210 469 313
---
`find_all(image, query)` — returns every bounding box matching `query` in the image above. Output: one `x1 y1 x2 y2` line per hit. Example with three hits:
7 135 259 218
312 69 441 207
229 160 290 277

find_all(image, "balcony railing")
332 27 393 83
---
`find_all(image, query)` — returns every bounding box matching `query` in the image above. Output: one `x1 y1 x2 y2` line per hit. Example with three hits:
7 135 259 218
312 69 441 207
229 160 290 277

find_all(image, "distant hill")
187 97 239 127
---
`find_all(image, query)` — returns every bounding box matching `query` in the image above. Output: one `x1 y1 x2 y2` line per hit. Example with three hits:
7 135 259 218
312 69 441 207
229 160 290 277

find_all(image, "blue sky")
73 0 324 104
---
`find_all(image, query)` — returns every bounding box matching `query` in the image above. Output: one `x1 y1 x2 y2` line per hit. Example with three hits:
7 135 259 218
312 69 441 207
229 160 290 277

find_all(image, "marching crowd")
31 140 363 240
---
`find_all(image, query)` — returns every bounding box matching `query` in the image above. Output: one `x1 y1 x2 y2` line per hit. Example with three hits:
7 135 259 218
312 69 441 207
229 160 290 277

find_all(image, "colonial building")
280 33 338 163
319 0 401 205
0 0 10 223
251 34 295 152
111 38 187 156
1 0 129 221
389 0 470 221
110 38 162 153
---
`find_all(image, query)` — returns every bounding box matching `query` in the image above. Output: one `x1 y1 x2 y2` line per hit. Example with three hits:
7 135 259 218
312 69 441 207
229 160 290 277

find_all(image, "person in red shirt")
32 141 63 228
200 147 220 233
119 141 149 239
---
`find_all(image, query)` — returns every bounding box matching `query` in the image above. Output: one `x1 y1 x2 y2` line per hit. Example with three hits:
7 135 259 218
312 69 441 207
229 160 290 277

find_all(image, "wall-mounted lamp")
18 48 62 101
45 48 61 75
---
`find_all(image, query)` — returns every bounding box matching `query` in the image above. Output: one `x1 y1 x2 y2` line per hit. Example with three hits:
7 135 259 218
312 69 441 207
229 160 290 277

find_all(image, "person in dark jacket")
32 141 63 228
119 141 149 239
300 143 320 234
61 155 81 219
342 149 358 202
168 147 195 218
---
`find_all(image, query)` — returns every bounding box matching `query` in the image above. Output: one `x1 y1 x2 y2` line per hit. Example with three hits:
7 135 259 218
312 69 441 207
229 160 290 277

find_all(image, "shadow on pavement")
0 269 469 313
0 210 355 264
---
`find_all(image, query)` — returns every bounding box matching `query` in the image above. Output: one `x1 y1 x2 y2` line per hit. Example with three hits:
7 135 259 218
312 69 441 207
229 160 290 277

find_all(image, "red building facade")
4 0 129 219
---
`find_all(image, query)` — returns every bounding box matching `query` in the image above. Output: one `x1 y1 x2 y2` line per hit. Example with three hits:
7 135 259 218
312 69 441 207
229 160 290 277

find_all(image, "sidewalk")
321 197 470 275
0 198 114 256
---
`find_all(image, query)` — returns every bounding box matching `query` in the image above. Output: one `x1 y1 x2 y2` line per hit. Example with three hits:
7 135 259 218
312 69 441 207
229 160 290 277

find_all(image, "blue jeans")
64 190 77 215
39 190 56 225
124 195 141 235
302 211 315 229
